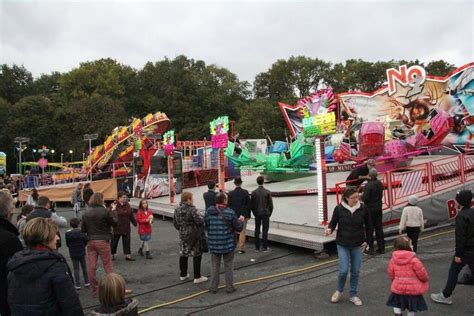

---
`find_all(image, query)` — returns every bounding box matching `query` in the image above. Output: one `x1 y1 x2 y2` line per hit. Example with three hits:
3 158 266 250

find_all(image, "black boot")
146 251 153 259
138 248 143 256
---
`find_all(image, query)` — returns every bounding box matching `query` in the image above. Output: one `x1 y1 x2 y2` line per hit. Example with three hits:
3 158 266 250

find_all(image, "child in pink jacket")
387 236 429 315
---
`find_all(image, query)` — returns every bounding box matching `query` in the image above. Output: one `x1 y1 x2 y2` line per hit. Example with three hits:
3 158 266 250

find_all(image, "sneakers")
431 291 453 305
84 283 91 287
145 251 153 259
193 276 208 284
238 250 246 254
180 273 190 281
263 248 270 253
75 286 81 290
138 248 144 256
331 290 343 303
349 296 363 306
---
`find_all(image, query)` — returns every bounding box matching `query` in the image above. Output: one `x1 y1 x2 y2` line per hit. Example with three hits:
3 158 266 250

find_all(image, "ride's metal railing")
334 154 472 217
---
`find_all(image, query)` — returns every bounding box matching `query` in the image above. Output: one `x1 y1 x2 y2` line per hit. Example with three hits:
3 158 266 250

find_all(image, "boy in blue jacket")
66 218 90 290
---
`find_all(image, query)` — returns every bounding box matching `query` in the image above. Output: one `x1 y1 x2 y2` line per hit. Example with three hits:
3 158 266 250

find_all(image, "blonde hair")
89 192 104 207
181 191 193 203
23 217 58 248
98 273 126 307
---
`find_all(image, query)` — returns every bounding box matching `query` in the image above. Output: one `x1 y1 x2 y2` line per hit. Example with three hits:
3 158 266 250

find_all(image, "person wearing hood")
386 236 429 315
205 192 244 294
326 186 370 306
0 191 23 316
431 189 474 305
7 217 84 316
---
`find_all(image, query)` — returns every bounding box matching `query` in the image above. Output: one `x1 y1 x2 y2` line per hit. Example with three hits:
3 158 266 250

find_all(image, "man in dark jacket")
346 159 376 187
251 176 274 252
361 168 385 254
228 177 251 254
203 181 217 211
0 191 23 316
431 189 474 305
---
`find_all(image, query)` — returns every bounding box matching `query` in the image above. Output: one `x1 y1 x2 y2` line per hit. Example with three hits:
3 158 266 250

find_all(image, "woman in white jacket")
399 195 424 252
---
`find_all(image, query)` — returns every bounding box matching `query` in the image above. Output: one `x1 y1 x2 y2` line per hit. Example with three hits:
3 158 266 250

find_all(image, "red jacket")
136 209 153 236
387 250 429 295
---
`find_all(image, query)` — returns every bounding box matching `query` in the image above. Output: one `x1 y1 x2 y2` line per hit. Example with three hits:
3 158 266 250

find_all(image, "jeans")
111 234 131 255
442 257 474 298
238 219 248 251
337 244 362 297
87 240 113 292
255 215 270 250
179 255 202 279
366 208 385 251
72 256 89 286
405 226 421 252
210 252 235 291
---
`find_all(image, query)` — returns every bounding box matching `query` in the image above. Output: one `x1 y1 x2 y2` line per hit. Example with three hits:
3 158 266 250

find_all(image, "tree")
59 58 136 100
0 64 33 104
425 60 456 77
236 99 288 141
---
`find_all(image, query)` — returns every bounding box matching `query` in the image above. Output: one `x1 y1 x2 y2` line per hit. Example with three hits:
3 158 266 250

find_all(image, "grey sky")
1 0 473 83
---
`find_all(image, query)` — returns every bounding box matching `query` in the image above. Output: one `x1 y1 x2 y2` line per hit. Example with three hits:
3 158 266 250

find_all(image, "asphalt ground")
20 206 473 316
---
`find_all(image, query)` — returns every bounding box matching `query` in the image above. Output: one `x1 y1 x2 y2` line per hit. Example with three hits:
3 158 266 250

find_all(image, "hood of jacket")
7 249 63 281
391 250 416 265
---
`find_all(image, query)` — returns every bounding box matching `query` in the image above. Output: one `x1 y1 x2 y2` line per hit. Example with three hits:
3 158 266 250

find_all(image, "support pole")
315 137 328 225
168 155 175 203
218 148 225 191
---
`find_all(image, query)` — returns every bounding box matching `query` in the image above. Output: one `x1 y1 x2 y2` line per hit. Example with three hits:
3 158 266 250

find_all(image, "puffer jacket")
329 202 370 248
7 249 84 316
136 209 153 236
205 205 243 254
387 250 429 295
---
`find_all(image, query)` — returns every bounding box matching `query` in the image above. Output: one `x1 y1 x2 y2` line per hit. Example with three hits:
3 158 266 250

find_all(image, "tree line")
0 56 456 173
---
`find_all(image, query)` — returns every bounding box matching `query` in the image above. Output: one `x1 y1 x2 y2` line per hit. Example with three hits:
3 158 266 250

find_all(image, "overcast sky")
1 0 473 83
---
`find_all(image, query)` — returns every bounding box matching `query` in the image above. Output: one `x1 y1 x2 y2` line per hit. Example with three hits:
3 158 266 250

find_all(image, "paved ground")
27 206 473 316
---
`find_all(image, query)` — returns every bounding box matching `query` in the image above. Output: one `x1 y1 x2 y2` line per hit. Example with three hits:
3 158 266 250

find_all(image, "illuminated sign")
210 116 229 149
302 112 336 137
163 130 175 156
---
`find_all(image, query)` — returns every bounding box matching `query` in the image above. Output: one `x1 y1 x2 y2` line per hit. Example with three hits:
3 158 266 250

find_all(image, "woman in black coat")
7 217 83 316
325 186 370 306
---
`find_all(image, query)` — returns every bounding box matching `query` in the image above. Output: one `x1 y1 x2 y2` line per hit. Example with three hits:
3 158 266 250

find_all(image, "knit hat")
455 190 473 207
408 195 418 206
368 168 378 178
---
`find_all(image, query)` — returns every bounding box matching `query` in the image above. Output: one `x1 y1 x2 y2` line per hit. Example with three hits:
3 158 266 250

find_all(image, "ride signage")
302 112 336 137
163 130 175 156
210 116 229 149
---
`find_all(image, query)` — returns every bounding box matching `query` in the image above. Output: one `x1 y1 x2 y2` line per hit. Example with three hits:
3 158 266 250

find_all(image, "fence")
335 154 473 218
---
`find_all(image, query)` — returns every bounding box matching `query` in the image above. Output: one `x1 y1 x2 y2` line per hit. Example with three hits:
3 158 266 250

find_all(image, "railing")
334 154 472 219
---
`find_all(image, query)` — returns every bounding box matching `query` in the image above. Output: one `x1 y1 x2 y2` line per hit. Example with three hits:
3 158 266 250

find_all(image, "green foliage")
0 64 33 104
0 56 460 173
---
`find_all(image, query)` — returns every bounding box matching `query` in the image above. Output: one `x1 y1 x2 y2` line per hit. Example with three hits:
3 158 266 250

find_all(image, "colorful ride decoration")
338 63 474 153
210 116 229 149
163 130 175 156
86 112 171 174
279 88 337 137
0 152 6 175
303 112 337 137
358 122 385 158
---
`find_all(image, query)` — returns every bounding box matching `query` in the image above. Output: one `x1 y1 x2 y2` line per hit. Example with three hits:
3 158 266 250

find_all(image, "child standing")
399 195 424 252
65 217 90 290
136 199 153 259
387 236 429 316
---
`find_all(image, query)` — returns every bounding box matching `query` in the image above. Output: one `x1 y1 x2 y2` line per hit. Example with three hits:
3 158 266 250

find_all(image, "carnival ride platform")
130 154 473 251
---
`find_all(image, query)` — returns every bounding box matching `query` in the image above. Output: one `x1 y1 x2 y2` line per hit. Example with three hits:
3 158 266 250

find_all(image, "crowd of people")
0 169 472 315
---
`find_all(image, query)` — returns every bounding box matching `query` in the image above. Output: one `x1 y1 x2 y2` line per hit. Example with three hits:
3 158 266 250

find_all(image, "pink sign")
38 158 48 169
164 144 174 156
211 133 228 149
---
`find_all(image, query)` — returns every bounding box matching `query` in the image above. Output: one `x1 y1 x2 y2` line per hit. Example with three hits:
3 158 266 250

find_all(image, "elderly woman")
7 217 83 315
173 192 208 284
81 192 117 294
325 186 370 306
